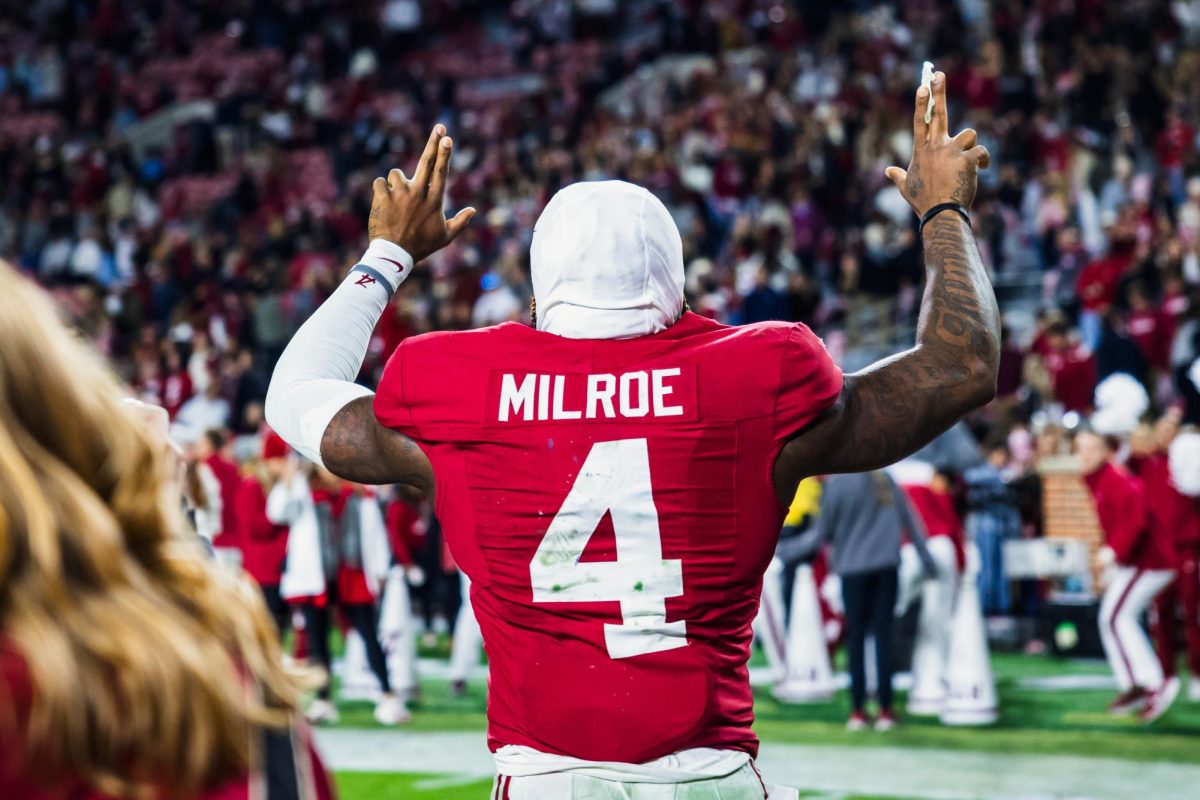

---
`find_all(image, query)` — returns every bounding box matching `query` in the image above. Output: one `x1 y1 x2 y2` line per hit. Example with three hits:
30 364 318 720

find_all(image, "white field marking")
316 729 493 776
411 774 492 791
1016 674 1116 691
315 730 1200 800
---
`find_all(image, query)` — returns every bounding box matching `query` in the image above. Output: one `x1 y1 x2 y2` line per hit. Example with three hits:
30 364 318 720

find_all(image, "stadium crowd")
5 0 1200 715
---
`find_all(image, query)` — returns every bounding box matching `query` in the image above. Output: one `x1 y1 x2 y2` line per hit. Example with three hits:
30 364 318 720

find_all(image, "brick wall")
1039 454 1103 588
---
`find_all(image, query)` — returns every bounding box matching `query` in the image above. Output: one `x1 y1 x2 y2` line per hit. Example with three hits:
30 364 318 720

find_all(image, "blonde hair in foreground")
0 261 303 798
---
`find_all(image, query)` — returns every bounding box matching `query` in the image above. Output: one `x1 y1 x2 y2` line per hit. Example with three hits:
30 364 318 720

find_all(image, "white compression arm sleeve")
264 240 414 466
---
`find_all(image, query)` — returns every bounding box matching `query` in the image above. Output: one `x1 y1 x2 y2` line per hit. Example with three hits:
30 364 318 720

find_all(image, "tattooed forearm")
321 396 435 493
775 213 999 494
917 212 1000 376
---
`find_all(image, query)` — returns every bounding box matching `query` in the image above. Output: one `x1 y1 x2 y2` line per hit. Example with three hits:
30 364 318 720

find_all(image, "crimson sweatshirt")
1082 461 1174 570
234 477 288 586
903 484 966 572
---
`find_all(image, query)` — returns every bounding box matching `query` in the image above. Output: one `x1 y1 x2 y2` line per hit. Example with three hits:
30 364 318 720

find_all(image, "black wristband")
919 202 970 234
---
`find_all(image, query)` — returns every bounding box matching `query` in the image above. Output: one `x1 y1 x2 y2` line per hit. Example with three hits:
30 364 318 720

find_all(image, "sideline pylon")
754 558 789 685
907 536 959 715
940 543 998 725
773 564 836 703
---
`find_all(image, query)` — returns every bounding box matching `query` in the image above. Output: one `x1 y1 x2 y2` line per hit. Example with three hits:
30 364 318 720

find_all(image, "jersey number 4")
530 438 687 659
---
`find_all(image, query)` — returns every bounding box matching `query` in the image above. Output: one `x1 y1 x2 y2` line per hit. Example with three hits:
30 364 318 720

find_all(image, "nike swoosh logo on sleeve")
380 257 407 272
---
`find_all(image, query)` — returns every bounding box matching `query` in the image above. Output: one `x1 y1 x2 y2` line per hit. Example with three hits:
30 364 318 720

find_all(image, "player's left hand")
369 125 476 262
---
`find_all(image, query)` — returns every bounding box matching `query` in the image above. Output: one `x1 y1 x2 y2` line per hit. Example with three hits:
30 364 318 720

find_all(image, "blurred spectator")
1128 410 1200 699
794 471 935 730
775 476 823 618
904 465 967 576
964 437 1022 616
269 465 407 726
196 427 244 555
237 432 293 636
1033 321 1097 413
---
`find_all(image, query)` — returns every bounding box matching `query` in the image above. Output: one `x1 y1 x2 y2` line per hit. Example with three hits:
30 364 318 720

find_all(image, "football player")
267 70 996 797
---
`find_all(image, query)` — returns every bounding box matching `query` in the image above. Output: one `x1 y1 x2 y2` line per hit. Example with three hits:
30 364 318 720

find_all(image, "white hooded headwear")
531 180 685 340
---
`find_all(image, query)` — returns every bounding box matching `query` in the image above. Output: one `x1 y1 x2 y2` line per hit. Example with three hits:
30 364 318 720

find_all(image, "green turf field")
324 652 1200 798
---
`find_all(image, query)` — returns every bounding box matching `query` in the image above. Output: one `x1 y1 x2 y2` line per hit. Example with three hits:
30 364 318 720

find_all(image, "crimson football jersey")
374 312 841 762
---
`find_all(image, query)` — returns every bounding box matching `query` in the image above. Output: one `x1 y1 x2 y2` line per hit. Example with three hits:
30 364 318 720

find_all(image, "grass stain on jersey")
634 581 644 592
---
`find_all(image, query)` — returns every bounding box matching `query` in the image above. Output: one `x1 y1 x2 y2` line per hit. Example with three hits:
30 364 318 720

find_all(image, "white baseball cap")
531 180 685 340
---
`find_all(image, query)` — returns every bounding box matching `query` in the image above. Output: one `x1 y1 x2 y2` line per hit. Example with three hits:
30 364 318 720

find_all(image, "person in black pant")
300 588 392 706
841 567 900 720
279 471 409 727
793 470 936 730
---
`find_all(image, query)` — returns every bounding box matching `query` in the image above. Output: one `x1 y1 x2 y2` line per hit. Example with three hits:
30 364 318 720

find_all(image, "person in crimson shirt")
197 427 243 552
1076 242 1134 351
160 343 194 419
1038 322 1098 412
1076 428 1179 722
266 84 999 796
1156 107 1196 205
386 486 429 571
236 430 293 635
1128 410 1200 698
904 466 967 573
1126 283 1173 375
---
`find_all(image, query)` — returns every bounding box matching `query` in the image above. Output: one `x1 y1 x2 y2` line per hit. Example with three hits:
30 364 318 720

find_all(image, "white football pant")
491 764 795 799
1099 566 1174 691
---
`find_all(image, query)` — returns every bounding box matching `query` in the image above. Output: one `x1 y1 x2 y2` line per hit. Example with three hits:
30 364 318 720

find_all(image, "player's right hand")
884 70 991 217
369 125 476 262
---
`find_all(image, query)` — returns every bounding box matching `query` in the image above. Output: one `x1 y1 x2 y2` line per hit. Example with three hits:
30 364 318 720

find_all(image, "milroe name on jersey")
497 368 686 422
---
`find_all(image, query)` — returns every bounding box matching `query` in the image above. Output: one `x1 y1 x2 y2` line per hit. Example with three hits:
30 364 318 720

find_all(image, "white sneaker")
306 698 340 726
373 694 412 726
1188 677 1200 703
1140 677 1181 723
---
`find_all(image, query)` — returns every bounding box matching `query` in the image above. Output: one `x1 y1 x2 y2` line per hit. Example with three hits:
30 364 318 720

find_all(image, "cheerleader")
1076 427 1179 721
272 464 408 726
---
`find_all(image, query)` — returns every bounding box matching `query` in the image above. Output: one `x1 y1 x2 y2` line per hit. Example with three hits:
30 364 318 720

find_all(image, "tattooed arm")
773 70 999 497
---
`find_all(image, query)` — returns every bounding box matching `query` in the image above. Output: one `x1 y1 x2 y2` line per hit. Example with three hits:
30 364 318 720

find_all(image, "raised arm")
774 70 999 493
265 126 474 495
